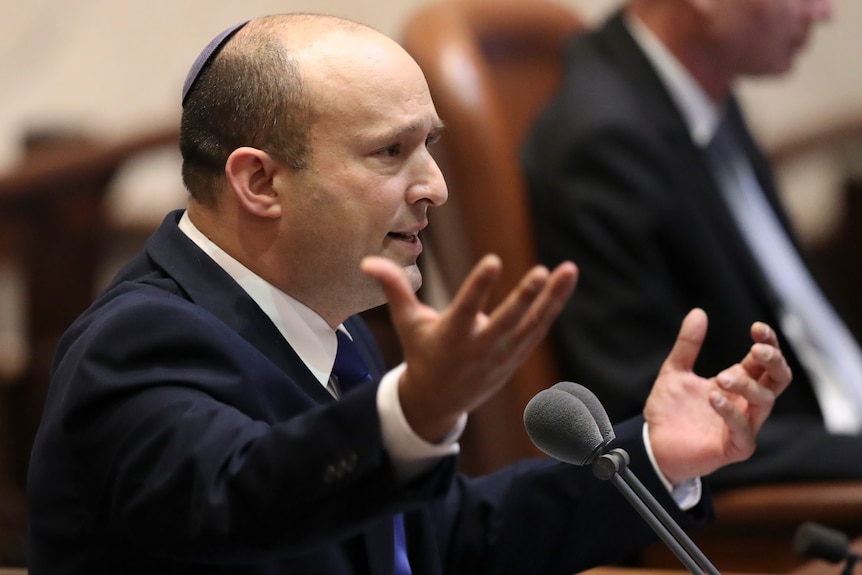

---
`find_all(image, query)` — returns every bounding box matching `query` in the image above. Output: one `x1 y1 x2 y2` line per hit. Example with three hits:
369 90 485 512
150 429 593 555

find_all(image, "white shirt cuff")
643 422 702 511
377 363 467 482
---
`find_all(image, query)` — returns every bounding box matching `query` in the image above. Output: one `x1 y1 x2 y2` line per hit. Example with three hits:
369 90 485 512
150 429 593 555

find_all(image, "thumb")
360 256 424 327
660 308 708 375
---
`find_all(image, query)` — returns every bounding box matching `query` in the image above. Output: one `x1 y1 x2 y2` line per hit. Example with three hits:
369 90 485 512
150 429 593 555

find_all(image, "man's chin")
360 263 422 312
402 264 422 293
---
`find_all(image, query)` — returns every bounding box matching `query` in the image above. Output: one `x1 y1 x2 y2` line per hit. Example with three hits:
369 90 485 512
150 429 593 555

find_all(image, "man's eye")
379 144 401 157
425 133 441 148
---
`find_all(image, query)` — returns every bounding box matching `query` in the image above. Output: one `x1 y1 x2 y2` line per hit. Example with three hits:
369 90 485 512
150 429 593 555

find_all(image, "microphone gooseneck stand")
523 382 723 575
592 448 721 575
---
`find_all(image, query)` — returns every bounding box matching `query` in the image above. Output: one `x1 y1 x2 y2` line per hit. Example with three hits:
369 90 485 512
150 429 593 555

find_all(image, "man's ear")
225 147 283 219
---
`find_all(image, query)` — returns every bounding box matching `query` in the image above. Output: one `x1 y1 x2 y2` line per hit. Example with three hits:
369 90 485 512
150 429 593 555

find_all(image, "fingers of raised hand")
742 341 793 397
488 262 576 328
714 355 784 432
481 262 577 356
445 254 504 334
750 321 778 346
705 368 769 463
361 256 437 339
741 321 786 379
660 308 708 374
361 255 420 310
708 388 756 461
715 368 771 411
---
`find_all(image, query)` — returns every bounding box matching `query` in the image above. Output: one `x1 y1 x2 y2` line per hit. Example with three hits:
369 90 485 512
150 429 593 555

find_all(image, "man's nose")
408 155 449 207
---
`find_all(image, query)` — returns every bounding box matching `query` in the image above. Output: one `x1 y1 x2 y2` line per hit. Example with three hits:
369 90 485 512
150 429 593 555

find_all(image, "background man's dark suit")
27 210 709 574
522 11 862 490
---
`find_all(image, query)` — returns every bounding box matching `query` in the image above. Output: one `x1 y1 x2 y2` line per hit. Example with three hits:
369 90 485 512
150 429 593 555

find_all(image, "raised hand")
361 254 578 443
644 309 792 484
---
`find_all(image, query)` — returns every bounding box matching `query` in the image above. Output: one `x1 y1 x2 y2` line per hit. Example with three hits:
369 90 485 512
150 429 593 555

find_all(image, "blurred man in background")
523 0 852 490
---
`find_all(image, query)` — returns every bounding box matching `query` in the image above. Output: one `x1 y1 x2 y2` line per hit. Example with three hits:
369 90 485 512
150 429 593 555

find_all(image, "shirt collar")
624 12 722 147
177 210 339 388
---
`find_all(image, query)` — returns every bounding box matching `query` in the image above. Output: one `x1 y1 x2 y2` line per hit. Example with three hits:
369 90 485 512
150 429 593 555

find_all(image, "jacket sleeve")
431 416 714 575
29 291 455 562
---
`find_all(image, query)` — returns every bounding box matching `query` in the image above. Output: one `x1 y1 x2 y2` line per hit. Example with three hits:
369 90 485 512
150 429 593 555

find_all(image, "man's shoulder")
523 52 658 173
551 38 654 132
54 275 194 359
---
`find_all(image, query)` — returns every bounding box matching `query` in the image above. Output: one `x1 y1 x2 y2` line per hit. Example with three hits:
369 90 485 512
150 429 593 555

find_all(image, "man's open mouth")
387 232 418 242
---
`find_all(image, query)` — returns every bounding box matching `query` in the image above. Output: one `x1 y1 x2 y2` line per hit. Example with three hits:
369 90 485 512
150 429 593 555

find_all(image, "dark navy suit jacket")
28 210 710 574
522 12 862 490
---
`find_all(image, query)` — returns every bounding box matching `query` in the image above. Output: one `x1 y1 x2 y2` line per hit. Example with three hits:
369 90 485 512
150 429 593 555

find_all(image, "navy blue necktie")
333 330 373 395
332 330 412 574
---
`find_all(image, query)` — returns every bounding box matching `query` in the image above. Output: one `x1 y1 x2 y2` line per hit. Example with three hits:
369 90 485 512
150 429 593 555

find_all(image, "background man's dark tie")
705 118 862 432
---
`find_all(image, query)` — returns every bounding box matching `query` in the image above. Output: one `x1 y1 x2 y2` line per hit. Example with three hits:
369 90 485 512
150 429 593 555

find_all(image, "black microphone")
524 382 721 575
551 381 615 443
794 522 859 575
523 386 610 466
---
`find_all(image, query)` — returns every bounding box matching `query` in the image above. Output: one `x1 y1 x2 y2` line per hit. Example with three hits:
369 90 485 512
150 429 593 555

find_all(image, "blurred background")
1 0 860 253
1 0 862 569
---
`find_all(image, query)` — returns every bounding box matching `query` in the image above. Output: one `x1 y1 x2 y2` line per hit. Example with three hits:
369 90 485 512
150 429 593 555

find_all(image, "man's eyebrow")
378 120 446 141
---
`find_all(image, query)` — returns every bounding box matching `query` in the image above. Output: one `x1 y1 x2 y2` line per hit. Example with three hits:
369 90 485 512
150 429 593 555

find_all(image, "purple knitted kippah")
181 20 250 106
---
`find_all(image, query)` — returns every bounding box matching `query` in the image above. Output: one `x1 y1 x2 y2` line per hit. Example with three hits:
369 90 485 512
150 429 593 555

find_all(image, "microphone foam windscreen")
552 381 615 443
793 522 849 564
523 388 604 466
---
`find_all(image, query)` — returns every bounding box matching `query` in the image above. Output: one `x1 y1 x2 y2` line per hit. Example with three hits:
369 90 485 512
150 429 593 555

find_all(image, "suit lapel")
361 517 396 575
403 511 441 575
146 212 430 574
601 15 785 314
143 210 334 404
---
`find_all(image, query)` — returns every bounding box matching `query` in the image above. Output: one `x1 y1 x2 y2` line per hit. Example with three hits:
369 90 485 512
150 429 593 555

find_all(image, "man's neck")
626 3 732 101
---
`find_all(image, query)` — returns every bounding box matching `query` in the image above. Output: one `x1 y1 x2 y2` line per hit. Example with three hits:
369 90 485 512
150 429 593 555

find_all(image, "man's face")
276 30 448 321
710 0 832 76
